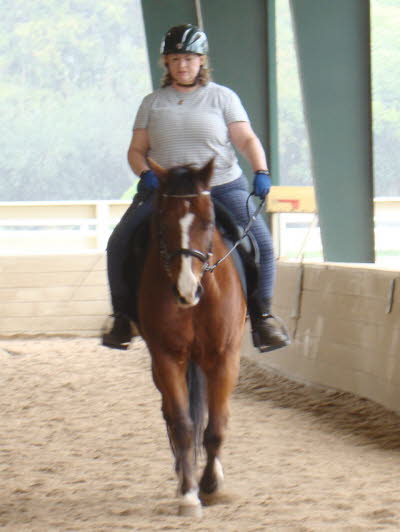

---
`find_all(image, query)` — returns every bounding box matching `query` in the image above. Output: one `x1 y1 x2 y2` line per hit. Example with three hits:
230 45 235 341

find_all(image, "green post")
140 1 197 89
265 0 279 184
290 0 375 262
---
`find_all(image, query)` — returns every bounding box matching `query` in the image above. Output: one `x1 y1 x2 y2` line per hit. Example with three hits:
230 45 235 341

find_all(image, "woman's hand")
253 170 271 199
139 170 159 191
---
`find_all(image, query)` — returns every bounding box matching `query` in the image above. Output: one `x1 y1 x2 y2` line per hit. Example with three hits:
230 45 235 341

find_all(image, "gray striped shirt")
133 82 249 186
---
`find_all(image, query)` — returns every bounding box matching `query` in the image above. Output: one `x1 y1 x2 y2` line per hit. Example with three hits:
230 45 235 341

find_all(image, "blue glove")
139 169 159 191
253 171 271 199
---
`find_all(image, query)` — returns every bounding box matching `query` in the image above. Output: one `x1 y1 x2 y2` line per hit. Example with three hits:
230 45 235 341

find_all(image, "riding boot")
102 313 139 351
248 296 290 353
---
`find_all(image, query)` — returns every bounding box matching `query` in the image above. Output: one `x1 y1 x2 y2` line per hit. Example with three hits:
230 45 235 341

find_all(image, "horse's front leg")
200 355 240 496
151 356 202 518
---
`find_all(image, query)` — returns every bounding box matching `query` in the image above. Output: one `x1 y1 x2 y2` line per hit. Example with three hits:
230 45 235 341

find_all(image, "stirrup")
251 313 291 353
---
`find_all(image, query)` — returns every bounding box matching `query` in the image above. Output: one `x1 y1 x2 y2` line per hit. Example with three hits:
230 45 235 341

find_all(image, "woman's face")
165 53 203 86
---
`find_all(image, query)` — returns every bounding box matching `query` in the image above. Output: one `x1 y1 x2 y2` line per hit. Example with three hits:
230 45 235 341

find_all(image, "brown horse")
138 158 247 518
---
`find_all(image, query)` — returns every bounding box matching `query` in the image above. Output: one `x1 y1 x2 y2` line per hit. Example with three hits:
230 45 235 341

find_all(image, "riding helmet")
161 24 208 55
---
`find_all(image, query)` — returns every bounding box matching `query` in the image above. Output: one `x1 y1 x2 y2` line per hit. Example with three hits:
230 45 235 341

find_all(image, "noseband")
158 190 213 278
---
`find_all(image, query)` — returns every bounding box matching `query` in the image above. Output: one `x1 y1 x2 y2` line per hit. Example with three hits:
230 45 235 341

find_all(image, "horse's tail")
187 360 207 462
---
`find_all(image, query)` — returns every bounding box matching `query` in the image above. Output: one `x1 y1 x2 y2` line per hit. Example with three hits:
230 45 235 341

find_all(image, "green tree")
371 0 400 196
0 0 151 200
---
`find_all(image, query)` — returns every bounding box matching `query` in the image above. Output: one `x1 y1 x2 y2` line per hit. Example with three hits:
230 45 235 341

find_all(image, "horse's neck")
212 227 232 266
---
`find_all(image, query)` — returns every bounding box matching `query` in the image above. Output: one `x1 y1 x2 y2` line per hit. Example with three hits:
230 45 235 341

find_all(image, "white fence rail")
1 195 400 264
0 200 129 254
273 198 400 266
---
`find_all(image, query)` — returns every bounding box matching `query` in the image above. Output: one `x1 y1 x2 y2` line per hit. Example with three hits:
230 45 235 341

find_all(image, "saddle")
124 199 260 323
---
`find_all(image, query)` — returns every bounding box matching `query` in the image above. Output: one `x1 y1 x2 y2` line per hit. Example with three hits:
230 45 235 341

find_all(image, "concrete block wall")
0 254 111 337
243 261 400 414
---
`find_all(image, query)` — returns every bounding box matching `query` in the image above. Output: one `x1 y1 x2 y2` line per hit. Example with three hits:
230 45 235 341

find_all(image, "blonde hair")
160 56 212 88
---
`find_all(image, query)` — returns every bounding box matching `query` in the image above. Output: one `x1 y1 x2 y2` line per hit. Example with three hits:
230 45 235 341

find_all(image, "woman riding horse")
102 24 290 353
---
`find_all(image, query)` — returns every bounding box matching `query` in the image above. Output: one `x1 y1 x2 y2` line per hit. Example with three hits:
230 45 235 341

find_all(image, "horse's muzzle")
172 283 203 307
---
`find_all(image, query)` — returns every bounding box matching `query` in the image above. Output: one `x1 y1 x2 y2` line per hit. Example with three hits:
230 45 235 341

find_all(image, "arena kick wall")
243 261 400 415
1 254 399 414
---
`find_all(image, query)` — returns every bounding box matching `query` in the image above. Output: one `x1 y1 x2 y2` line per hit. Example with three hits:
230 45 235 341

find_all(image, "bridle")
157 189 266 277
158 190 214 279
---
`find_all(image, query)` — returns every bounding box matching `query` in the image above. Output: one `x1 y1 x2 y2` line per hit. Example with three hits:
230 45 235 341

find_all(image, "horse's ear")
200 158 215 188
148 158 168 182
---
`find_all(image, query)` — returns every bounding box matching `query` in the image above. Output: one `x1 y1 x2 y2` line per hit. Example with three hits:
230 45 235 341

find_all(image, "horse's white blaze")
177 212 200 306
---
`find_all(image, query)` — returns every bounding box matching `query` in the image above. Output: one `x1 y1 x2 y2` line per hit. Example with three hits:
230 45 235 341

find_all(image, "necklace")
171 85 199 105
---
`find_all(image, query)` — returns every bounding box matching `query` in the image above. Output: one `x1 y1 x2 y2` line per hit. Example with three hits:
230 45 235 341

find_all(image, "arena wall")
243 261 400 414
1 254 399 413
0 254 111 338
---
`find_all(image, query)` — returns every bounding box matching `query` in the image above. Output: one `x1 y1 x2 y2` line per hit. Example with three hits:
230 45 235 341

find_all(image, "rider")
102 24 290 353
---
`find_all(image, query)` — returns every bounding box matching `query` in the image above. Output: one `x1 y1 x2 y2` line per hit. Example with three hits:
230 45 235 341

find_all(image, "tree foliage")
0 0 151 200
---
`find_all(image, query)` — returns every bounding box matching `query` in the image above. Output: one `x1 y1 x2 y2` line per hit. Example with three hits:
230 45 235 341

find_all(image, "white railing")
1 193 400 264
0 200 130 254
273 197 400 266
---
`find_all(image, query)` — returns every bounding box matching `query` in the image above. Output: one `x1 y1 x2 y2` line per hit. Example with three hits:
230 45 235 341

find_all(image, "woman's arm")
228 121 269 172
127 128 151 176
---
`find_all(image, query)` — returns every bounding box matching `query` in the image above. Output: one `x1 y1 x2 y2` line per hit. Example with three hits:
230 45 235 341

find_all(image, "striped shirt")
133 82 249 187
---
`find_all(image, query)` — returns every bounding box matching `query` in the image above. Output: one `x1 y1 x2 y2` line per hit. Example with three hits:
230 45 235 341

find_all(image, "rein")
203 194 266 273
158 190 265 275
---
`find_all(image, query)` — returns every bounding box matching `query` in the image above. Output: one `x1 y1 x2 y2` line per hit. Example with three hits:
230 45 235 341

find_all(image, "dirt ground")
1 336 400 532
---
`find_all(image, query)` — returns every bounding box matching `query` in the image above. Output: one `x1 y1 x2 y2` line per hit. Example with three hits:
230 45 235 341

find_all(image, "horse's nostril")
173 285 188 305
195 285 203 300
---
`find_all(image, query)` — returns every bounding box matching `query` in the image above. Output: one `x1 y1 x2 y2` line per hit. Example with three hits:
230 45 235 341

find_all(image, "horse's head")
149 158 215 308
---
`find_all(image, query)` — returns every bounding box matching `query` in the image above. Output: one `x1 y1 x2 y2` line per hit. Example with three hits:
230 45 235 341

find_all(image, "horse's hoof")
200 458 224 495
178 489 202 518
178 502 202 518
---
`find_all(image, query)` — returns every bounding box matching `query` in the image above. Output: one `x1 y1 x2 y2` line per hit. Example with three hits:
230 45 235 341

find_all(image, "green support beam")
290 0 375 262
140 1 197 89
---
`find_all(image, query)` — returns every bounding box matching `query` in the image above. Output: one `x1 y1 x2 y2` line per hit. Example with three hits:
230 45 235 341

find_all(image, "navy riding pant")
210 175 275 301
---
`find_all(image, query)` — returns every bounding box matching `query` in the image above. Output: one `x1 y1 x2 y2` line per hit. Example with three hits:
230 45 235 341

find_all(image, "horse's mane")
161 165 205 196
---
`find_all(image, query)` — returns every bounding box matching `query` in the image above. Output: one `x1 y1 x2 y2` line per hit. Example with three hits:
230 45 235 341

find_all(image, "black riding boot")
102 313 138 350
102 192 151 351
248 296 290 353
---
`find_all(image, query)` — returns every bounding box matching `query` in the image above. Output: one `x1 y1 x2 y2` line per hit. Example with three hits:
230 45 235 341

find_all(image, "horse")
137 158 247 517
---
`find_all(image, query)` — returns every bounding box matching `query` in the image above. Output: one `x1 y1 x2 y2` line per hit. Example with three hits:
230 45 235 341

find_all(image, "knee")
106 230 119 253
203 425 223 453
253 226 274 259
106 222 131 256
165 412 194 449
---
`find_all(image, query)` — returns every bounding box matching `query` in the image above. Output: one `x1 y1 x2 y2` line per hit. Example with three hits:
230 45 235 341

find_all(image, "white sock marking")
181 487 201 507
214 458 224 485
